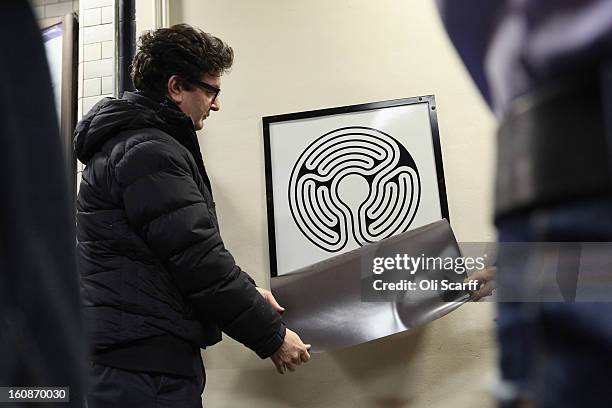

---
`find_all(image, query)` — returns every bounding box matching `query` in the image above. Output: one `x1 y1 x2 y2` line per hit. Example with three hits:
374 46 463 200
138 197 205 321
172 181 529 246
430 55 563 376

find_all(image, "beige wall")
139 1 498 406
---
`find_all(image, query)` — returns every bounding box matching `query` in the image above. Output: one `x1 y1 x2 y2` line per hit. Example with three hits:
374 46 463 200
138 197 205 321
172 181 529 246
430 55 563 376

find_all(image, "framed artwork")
263 96 449 277
42 13 79 200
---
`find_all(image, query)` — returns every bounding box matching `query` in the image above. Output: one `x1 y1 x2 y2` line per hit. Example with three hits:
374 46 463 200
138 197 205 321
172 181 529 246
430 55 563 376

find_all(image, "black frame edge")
262 117 279 278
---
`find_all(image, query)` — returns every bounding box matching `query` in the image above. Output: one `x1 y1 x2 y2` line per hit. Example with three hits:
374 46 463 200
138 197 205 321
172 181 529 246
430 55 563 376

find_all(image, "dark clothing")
436 0 612 117
74 91 285 377
93 335 199 377
437 0 612 218
86 360 204 408
0 1 84 406
497 200 612 407
437 1 612 406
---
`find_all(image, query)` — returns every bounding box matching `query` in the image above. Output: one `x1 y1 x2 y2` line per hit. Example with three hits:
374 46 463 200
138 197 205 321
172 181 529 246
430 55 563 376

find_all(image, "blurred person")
437 1 612 407
0 1 84 406
74 24 310 408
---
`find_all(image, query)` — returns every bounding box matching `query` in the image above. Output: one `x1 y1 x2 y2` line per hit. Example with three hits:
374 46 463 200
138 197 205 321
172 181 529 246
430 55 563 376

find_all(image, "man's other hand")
466 266 496 301
255 287 285 313
270 329 311 374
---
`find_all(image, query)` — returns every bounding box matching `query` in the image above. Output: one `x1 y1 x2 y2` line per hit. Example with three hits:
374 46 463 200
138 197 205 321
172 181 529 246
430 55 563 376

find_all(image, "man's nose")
210 97 220 111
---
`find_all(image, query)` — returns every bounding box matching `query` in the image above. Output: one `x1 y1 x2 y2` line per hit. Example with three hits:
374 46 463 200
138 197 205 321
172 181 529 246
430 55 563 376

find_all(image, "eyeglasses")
191 79 221 102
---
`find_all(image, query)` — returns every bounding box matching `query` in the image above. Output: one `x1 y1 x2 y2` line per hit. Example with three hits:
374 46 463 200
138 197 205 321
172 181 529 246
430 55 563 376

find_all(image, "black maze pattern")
289 126 421 252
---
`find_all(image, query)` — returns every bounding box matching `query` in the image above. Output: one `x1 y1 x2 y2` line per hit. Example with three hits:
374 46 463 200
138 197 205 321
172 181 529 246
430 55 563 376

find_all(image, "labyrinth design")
288 126 421 252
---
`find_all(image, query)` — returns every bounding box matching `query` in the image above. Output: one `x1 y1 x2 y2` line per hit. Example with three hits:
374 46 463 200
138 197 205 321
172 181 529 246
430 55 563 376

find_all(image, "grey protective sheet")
271 220 471 352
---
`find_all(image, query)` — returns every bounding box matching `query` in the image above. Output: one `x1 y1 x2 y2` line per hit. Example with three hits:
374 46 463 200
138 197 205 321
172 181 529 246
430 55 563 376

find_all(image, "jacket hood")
74 91 214 196
74 91 195 164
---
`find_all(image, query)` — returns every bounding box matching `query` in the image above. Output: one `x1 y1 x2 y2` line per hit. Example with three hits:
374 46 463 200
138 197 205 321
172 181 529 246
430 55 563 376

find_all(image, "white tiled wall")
101 40 114 58
82 22 113 43
77 0 116 177
31 0 118 184
83 0 114 8
83 42 102 60
101 76 114 94
83 78 101 97
83 58 113 80
101 6 114 24
31 0 79 20
82 7 101 26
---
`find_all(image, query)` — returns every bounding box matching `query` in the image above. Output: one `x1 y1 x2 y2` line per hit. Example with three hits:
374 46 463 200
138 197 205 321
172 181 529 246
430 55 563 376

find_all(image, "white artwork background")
269 102 443 276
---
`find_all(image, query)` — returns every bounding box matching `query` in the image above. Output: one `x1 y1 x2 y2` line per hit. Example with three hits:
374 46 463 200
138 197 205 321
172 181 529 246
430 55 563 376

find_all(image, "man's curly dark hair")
131 24 233 98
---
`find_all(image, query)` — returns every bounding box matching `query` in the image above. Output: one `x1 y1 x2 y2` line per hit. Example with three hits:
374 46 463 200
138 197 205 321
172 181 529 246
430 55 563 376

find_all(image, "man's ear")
167 75 184 104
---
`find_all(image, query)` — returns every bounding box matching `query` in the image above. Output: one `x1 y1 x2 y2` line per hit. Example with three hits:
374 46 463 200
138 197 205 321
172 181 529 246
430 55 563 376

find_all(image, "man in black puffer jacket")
74 24 310 407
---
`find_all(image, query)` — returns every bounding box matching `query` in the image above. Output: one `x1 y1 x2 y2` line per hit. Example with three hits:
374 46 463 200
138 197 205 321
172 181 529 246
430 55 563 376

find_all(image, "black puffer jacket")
74 91 285 359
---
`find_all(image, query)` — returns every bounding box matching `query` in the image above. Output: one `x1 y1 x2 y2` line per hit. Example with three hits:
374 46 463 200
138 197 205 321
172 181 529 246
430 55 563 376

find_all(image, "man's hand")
255 288 311 373
465 266 496 301
255 287 285 313
270 329 311 374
